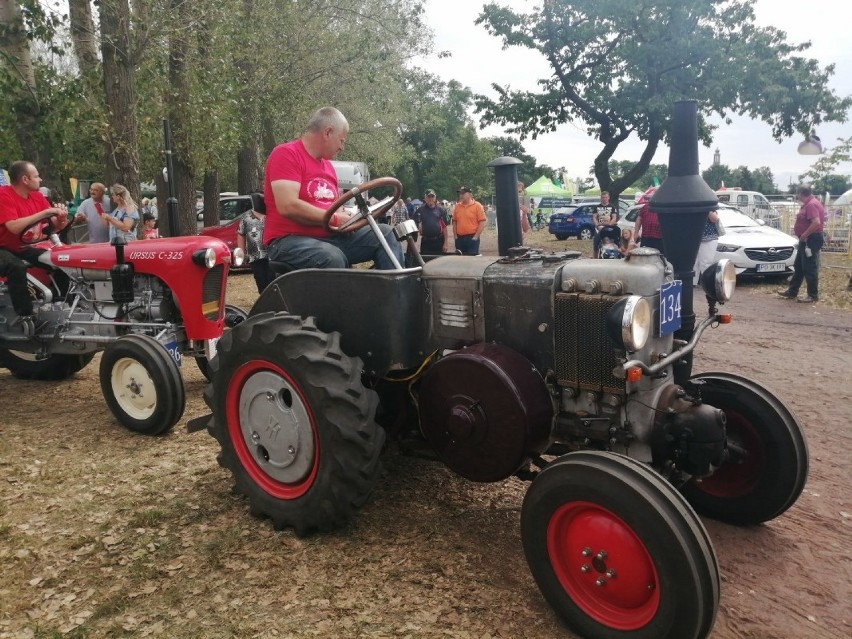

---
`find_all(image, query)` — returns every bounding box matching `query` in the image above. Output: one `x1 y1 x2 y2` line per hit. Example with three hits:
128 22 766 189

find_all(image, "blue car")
548 204 597 240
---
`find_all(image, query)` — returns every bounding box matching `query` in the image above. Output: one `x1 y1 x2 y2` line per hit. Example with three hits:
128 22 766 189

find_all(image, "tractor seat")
269 260 296 276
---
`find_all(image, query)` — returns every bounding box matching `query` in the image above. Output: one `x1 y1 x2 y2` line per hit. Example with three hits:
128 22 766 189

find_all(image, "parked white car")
622 204 797 278
714 206 797 278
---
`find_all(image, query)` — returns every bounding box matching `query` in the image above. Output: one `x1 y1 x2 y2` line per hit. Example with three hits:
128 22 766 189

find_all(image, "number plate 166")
659 280 682 337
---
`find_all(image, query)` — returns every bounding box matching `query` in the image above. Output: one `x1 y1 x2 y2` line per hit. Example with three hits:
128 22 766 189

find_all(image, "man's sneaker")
777 289 796 299
797 296 819 304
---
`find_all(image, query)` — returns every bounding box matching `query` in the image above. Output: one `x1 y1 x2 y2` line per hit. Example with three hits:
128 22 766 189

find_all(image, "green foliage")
605 160 668 189
798 136 852 194
475 0 851 199
702 164 733 190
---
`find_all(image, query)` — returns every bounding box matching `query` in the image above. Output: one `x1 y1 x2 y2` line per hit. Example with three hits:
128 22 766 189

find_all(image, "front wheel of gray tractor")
205 312 384 536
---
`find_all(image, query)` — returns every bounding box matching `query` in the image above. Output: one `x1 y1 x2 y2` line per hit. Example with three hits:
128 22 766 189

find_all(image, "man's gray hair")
307 107 348 133
797 185 813 198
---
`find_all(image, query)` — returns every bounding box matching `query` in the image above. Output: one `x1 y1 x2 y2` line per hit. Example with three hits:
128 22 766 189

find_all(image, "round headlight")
232 247 245 267
622 296 651 352
700 258 736 303
607 295 651 352
192 247 217 269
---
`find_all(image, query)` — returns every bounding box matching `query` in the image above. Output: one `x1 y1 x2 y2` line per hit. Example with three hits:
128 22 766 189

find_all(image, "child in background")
620 227 636 256
142 212 159 239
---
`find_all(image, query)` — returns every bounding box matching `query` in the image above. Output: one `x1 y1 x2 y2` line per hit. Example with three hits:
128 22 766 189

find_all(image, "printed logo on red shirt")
307 178 337 204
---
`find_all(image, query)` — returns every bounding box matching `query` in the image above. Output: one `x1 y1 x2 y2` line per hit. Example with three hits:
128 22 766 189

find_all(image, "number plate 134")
659 280 682 337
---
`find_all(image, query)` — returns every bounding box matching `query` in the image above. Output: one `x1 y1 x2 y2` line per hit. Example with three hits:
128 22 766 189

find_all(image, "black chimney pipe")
488 156 524 256
650 101 719 384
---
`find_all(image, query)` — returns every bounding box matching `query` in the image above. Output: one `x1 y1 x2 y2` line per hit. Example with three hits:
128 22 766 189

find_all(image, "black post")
163 119 180 237
488 156 524 256
650 101 718 385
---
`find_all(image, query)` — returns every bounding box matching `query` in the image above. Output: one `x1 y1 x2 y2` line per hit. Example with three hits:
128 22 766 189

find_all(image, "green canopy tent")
524 175 573 198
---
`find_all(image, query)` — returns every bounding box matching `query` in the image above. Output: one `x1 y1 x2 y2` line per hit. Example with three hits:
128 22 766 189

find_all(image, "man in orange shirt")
451 186 486 255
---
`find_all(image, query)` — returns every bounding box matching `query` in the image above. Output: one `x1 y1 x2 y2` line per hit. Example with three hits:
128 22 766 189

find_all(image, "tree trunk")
68 0 99 71
166 0 195 236
100 0 140 199
0 0 40 162
237 146 260 194
202 170 220 228
235 0 262 194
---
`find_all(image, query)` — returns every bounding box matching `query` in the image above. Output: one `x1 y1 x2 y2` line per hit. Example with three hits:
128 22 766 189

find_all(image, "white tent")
831 188 852 206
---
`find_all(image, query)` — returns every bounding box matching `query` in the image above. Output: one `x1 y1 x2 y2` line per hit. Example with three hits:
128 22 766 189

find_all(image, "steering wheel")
19 216 59 245
322 177 403 234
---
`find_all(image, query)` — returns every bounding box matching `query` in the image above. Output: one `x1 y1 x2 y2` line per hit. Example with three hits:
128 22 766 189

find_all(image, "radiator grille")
202 265 224 320
744 247 794 262
554 293 623 394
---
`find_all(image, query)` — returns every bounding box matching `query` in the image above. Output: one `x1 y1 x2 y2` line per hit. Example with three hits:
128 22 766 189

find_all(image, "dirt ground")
1 231 850 638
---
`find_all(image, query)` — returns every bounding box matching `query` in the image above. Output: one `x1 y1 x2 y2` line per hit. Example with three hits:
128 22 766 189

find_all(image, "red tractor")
0 219 246 435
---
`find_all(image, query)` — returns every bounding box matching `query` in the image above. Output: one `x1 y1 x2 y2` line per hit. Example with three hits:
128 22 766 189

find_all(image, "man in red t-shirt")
0 161 71 318
778 185 826 303
263 106 403 270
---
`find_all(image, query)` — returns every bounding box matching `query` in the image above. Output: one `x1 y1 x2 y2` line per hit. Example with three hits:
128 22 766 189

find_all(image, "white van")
715 189 773 220
331 161 370 192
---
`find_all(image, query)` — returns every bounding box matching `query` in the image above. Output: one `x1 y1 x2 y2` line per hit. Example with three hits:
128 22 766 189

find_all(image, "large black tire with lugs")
0 349 95 380
204 312 384 536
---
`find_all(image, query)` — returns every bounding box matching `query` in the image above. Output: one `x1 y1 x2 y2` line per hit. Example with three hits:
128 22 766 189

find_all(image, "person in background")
778 184 826 303
142 212 159 239
237 198 273 293
73 182 112 243
518 181 531 242
452 186 486 255
390 198 408 225
413 189 449 256
619 227 636 256
592 190 620 258
633 192 664 254
693 209 720 286
104 183 139 243
263 106 403 270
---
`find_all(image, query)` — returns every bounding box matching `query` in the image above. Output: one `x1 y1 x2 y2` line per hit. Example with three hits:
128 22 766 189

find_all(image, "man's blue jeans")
454 235 480 256
267 224 404 270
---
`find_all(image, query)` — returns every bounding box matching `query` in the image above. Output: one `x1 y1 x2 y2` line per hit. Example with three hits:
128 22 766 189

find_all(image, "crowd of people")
2 106 828 336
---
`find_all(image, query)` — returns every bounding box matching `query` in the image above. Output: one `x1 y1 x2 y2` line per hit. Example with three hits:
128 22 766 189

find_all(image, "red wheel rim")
693 409 763 498
225 360 319 499
547 501 660 630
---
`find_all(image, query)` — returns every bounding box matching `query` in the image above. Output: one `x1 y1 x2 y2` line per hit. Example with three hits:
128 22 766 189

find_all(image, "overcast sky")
418 0 852 190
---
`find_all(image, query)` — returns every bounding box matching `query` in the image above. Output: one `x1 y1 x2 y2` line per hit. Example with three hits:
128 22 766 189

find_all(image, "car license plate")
757 263 786 272
659 280 682 337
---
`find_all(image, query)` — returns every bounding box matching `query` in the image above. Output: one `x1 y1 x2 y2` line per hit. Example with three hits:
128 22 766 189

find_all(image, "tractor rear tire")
522 451 719 639
205 312 384 536
0 349 95 380
99 334 185 436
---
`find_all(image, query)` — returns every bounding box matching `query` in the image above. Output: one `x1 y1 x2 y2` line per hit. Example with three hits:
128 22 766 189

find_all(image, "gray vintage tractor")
189 102 807 639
